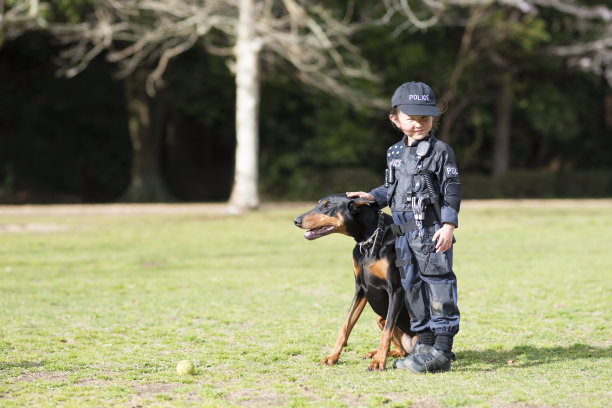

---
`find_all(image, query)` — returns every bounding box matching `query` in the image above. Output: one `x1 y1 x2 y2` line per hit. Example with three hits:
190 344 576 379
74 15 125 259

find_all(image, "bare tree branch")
47 0 383 106
383 0 612 86
0 0 47 47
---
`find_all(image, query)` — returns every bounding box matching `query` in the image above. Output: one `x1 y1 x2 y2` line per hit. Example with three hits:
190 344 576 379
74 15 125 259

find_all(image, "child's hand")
433 223 455 253
346 191 375 201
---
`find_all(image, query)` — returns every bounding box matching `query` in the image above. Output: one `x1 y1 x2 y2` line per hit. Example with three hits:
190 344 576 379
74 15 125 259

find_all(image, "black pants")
393 211 460 336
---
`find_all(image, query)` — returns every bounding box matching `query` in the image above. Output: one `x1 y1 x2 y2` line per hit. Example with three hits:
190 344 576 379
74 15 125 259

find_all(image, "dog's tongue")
304 225 334 240
304 230 317 240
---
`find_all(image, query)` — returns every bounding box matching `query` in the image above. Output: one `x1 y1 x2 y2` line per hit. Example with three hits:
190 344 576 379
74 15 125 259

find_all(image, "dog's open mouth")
304 225 335 240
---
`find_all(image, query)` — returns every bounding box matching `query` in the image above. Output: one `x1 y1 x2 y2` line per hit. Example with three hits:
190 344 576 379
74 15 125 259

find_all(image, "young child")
347 81 461 373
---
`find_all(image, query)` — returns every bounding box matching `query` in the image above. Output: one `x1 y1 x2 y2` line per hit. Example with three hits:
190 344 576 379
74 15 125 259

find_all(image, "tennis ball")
176 360 195 375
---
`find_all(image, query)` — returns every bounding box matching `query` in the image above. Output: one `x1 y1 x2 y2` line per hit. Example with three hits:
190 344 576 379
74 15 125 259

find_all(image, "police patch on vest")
445 166 458 176
390 159 402 167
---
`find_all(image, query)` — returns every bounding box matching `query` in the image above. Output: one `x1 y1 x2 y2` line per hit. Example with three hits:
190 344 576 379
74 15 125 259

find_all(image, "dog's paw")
367 359 387 371
319 355 339 366
387 349 407 358
364 349 405 359
362 350 378 359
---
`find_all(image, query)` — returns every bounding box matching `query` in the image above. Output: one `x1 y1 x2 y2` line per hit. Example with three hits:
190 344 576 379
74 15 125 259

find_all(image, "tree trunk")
438 96 470 142
605 93 612 132
228 0 260 214
492 73 513 176
121 68 173 202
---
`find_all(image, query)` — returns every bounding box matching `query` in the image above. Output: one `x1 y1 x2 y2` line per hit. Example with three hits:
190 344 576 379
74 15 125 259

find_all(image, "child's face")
390 111 433 144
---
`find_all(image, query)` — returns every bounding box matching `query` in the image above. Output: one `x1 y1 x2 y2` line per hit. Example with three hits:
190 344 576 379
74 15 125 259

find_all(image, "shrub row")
268 168 612 201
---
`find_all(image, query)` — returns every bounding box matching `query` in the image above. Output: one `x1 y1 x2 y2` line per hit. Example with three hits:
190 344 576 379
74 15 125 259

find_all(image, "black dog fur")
294 193 416 370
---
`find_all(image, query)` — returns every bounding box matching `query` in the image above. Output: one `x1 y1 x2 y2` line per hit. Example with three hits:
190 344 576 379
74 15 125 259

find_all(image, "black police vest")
386 138 440 213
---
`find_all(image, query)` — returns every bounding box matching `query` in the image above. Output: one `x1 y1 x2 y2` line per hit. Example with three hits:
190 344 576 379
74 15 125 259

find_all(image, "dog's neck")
354 207 381 243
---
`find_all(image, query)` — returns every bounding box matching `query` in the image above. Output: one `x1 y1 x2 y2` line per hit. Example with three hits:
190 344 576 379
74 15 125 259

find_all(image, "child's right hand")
346 191 375 201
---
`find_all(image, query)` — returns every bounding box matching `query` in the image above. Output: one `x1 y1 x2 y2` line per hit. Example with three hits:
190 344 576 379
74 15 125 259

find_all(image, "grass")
0 200 611 407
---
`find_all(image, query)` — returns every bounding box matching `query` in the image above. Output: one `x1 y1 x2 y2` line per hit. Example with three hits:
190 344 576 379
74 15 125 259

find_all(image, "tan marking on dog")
367 259 389 280
369 324 393 371
321 295 368 366
352 258 360 277
364 316 410 360
300 213 337 229
333 212 347 235
300 212 347 235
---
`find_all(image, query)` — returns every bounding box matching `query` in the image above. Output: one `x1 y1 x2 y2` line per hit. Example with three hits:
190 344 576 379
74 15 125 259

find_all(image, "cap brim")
397 104 439 117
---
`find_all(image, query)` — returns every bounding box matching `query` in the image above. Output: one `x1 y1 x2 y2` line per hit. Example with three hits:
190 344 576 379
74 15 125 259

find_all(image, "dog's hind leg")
364 317 410 359
399 332 417 355
389 326 410 357
320 292 367 366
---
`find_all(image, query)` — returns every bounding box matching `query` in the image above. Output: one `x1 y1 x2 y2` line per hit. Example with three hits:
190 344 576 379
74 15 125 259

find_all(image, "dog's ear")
348 198 377 213
354 198 376 206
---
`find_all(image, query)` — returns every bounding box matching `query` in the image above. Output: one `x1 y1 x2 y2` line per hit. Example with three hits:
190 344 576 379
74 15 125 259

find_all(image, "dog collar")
358 211 386 257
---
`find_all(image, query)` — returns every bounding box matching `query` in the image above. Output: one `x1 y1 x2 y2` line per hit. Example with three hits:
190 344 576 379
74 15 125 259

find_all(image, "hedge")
267 168 612 201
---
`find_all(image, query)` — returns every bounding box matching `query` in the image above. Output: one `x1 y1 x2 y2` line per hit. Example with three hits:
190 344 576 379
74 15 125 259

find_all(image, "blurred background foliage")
1 1 611 203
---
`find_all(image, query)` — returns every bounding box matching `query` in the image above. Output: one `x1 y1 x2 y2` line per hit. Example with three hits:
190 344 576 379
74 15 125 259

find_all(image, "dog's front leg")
368 287 404 371
320 292 367 366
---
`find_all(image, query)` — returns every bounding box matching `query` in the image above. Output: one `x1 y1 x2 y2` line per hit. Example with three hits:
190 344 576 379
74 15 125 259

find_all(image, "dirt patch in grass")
0 223 69 234
16 370 70 383
225 387 286 407
411 396 442 408
127 382 181 407
132 382 178 397
0 203 230 216
213 374 289 407
338 392 364 407
490 399 548 408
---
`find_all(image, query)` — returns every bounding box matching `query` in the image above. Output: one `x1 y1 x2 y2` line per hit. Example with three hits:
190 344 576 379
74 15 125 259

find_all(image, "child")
347 81 461 373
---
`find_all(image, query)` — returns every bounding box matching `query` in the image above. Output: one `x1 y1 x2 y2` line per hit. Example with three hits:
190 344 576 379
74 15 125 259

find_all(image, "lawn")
1 200 611 407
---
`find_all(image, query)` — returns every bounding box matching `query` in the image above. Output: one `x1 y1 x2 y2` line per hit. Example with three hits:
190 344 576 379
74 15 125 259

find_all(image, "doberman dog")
294 193 416 371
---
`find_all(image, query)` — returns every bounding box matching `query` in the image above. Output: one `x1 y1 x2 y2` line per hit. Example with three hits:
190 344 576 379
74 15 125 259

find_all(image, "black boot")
392 340 433 370
392 330 434 370
434 334 456 361
396 347 452 374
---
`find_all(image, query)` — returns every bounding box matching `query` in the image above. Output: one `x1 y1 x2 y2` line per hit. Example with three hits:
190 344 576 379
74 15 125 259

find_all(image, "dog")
294 193 416 371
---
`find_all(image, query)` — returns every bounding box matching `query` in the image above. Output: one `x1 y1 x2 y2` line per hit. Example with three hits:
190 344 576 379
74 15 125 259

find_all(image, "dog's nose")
294 217 302 227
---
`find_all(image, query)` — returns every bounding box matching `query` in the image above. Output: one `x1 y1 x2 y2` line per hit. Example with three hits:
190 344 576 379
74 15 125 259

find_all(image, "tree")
47 0 384 209
0 0 46 47
230 0 260 212
383 0 612 175
121 66 173 201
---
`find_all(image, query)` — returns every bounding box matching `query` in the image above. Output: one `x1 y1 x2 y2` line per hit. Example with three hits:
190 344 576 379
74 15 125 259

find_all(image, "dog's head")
293 194 377 240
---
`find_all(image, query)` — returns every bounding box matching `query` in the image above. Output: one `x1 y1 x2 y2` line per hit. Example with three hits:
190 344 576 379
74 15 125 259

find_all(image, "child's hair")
388 105 444 131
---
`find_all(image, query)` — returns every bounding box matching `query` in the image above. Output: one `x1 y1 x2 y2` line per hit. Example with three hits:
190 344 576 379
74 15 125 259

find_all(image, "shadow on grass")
0 360 44 370
454 343 612 371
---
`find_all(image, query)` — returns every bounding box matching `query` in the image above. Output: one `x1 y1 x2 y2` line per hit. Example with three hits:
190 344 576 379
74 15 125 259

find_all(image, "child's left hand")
433 223 456 253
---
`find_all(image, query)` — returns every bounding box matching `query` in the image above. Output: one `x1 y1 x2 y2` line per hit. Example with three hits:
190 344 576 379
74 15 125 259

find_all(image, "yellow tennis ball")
176 360 195 375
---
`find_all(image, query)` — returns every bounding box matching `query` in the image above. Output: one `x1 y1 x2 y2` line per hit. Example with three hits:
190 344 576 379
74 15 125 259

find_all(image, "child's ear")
389 113 401 130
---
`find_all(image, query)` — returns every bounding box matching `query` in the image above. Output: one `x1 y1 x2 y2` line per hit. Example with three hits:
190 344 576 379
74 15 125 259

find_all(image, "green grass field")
1 200 611 407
